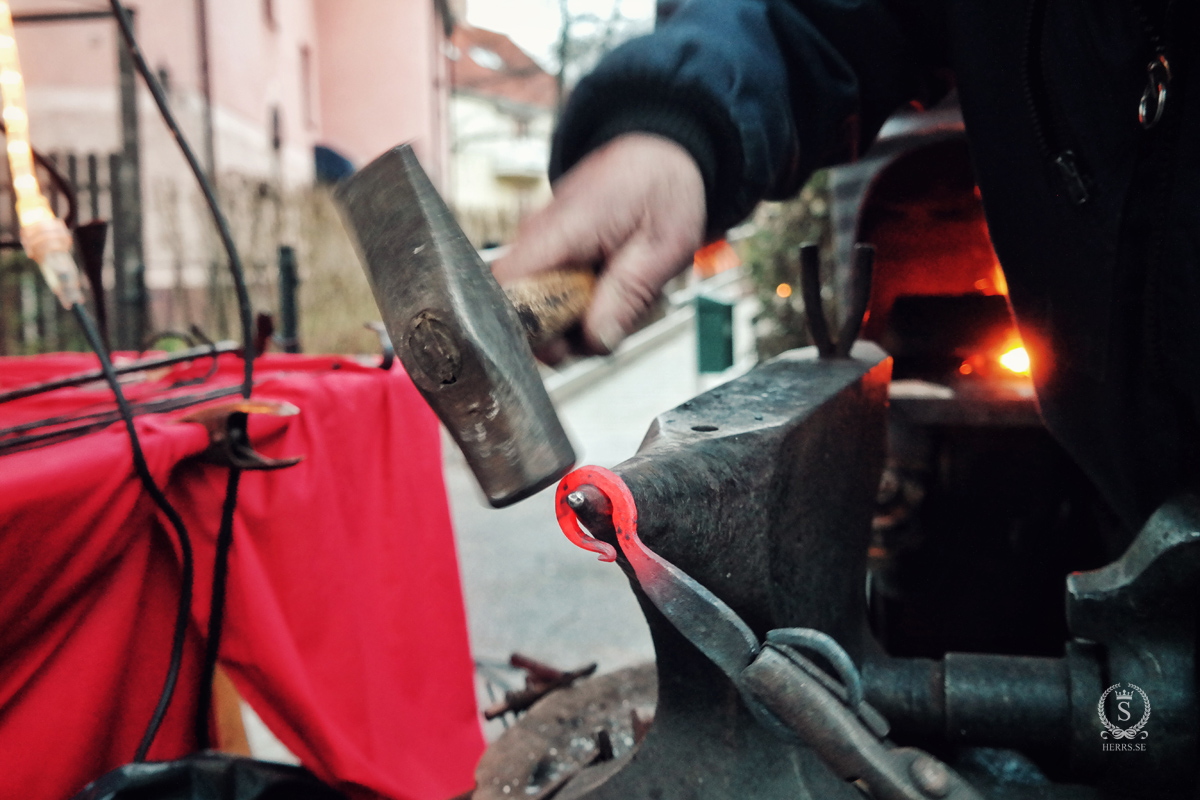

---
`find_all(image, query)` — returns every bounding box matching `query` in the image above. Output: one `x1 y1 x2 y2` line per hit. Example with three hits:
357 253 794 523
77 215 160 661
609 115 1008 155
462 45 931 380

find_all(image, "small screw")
909 755 950 798
566 491 587 510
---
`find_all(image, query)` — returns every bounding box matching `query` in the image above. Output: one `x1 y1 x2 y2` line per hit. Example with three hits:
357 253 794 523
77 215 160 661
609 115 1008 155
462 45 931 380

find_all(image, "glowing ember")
999 346 1030 375
776 283 792 298
959 362 973 375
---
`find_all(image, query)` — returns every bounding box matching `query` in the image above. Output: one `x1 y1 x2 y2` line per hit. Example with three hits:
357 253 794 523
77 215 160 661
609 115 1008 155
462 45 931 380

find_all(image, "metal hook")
556 467 626 562
177 399 304 470
800 242 875 358
800 243 835 357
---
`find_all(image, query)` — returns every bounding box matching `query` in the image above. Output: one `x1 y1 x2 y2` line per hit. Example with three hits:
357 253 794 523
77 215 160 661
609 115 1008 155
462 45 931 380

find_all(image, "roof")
450 24 557 111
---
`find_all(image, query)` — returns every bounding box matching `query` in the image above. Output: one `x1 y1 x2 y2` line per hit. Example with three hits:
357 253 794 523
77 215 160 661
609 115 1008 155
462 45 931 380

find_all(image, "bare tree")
555 0 652 114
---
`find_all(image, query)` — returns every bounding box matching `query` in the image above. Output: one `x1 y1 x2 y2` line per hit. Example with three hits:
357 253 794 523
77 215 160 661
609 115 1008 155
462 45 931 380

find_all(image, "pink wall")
9 11 115 90
10 0 447 182
313 0 448 185
205 0 320 161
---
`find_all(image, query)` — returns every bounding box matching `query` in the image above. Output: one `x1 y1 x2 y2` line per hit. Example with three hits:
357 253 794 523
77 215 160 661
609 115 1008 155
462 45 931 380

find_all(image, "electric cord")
70 302 195 762
107 0 254 401
195 465 241 747
106 0 259 758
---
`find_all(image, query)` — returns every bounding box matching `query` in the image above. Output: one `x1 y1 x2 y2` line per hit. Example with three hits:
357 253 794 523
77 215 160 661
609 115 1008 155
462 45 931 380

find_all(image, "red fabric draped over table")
0 353 484 800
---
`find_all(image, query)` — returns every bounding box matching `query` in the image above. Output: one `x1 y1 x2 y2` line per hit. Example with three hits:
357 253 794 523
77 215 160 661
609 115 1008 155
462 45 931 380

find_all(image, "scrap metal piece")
484 655 599 720
474 664 657 800
336 145 575 507
178 399 303 470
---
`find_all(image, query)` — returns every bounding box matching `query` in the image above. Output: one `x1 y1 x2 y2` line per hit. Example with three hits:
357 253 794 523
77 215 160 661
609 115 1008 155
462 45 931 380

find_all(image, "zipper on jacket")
1135 0 1182 377
1021 0 1090 204
1132 0 1172 128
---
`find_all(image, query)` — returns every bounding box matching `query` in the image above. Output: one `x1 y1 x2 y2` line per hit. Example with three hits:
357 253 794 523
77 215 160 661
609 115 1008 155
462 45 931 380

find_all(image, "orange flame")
999 345 1030 375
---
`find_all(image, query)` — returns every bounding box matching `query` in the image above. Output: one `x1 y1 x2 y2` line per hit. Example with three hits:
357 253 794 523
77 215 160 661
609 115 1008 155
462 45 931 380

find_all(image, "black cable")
194 465 242 747
107 0 261 754
0 385 241 454
107 0 254 401
71 302 194 762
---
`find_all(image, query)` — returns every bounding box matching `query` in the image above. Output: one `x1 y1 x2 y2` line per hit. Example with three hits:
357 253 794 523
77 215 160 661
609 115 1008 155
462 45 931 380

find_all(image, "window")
468 47 504 71
299 45 314 128
270 105 282 151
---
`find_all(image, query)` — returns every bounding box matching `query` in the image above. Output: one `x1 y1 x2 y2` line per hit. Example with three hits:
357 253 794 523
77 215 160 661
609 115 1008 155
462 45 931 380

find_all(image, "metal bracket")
177 399 303 470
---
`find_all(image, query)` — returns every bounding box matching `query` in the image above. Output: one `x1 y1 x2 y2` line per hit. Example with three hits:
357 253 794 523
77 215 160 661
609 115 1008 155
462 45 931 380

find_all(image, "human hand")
492 133 707 357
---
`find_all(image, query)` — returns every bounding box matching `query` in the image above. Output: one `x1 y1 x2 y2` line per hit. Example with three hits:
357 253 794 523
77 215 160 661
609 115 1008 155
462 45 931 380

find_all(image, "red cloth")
0 353 484 800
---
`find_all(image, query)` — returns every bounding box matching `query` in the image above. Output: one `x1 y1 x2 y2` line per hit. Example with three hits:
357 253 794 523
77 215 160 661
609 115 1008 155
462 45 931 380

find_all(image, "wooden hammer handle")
504 267 596 349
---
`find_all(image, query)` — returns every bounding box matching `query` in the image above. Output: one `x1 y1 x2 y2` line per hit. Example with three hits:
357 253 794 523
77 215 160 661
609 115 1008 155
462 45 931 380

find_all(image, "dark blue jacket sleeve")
549 0 948 231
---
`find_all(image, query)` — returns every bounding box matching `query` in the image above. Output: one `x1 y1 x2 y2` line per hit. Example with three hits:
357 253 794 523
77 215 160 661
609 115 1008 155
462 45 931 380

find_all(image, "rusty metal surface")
473 664 657 800
483 655 598 721
335 145 574 507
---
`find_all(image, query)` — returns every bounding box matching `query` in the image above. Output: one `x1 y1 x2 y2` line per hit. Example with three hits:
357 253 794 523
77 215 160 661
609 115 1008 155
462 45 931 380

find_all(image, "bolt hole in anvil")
473 132 1171 799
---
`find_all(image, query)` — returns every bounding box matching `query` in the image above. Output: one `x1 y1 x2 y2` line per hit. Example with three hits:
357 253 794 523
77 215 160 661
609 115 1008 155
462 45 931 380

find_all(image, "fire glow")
999 346 1031 375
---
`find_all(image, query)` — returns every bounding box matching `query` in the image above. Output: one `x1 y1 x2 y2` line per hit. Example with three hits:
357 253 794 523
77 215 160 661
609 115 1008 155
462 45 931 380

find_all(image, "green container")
696 294 734 373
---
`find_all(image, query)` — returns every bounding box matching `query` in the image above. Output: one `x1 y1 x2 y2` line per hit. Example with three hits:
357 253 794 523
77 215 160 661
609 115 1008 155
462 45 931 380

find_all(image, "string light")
0 2 81 306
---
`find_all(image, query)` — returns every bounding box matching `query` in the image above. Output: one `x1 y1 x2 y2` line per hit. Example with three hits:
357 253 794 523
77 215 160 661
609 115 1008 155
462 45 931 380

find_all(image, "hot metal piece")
558 467 761 682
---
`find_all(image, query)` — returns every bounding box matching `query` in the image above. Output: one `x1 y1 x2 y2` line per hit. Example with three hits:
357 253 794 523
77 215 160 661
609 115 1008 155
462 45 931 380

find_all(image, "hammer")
335 145 592 507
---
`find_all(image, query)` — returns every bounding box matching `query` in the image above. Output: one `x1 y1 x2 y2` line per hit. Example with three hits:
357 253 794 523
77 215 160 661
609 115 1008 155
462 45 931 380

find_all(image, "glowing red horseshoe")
555 465 637 563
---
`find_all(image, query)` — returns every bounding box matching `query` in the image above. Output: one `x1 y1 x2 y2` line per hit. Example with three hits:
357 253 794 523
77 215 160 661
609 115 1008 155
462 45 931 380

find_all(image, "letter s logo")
1118 701 1131 722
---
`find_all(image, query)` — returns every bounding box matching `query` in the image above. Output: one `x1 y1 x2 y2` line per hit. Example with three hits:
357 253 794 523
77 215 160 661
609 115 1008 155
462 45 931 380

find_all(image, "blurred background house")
0 0 654 357
2 0 454 354
448 23 554 248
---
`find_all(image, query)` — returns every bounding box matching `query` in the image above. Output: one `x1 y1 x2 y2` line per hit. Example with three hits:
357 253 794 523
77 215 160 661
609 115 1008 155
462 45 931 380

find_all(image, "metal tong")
556 465 983 800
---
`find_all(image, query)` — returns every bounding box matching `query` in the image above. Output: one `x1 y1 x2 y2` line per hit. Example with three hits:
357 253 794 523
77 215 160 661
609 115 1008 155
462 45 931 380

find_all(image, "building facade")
8 0 451 343
448 23 553 247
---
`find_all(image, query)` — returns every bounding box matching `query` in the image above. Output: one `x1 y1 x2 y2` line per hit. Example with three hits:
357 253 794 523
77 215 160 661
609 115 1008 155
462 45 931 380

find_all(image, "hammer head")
336 145 575 507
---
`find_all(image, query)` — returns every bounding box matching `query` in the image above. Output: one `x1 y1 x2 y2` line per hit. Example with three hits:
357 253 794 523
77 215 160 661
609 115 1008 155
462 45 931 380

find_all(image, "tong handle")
740 647 983 800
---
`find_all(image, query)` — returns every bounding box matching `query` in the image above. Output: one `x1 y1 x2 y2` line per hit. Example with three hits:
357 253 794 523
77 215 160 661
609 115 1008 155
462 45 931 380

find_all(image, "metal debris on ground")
483 653 598 721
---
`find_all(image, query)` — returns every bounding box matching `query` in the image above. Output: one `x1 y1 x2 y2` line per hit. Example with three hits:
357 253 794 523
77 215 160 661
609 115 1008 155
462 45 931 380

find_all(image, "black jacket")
551 0 1198 533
